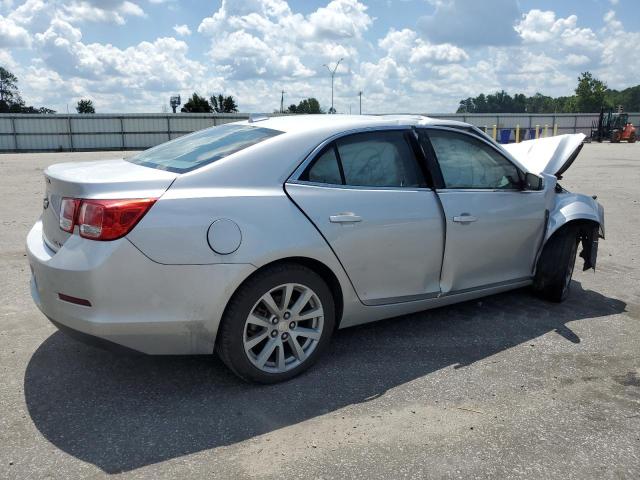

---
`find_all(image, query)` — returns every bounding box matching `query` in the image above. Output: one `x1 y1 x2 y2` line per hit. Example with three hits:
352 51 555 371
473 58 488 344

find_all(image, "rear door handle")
330 213 362 223
453 215 477 223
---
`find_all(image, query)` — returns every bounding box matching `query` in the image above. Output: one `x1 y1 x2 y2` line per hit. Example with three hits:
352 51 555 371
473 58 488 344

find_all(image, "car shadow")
24 281 626 473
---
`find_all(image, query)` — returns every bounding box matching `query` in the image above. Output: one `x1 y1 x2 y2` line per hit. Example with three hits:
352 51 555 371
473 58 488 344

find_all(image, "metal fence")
1 112 638 152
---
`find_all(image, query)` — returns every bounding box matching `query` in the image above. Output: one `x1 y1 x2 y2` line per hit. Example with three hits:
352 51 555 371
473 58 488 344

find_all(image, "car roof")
235 114 472 135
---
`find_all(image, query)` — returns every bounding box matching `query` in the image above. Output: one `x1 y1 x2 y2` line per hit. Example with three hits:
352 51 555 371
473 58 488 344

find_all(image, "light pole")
323 58 343 114
358 91 362 115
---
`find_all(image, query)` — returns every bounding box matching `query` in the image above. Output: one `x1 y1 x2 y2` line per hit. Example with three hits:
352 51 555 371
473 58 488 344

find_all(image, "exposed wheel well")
549 219 599 241
545 219 601 271
223 257 344 331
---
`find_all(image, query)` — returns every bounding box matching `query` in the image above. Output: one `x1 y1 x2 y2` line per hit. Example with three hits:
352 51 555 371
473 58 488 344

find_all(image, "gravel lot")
0 143 639 479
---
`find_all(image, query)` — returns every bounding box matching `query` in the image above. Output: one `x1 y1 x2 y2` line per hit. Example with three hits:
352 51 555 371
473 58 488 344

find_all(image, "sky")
0 0 638 114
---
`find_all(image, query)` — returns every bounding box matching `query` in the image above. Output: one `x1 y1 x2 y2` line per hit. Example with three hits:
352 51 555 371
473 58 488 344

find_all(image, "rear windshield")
127 124 283 173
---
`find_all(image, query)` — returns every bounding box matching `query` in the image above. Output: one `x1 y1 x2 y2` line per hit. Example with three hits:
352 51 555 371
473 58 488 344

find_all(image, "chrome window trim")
436 188 525 193
287 125 416 186
286 180 435 193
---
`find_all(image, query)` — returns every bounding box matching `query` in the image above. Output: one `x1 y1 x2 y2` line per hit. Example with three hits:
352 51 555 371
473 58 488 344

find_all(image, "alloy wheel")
243 283 324 373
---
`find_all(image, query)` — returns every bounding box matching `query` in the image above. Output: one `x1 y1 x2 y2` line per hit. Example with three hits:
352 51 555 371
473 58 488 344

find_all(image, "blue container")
499 129 511 144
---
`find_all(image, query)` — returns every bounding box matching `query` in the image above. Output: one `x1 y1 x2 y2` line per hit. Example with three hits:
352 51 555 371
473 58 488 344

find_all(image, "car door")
285 129 444 305
417 127 546 293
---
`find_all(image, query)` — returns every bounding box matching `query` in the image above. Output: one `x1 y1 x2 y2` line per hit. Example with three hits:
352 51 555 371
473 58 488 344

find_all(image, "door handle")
330 213 362 223
453 214 477 223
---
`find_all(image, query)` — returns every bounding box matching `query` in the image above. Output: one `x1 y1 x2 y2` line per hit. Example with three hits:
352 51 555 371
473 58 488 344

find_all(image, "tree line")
180 93 239 113
457 72 640 114
180 92 324 114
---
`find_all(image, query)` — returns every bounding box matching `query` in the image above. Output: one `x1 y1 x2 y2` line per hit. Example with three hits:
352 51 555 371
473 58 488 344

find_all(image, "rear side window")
301 130 426 188
127 124 283 173
303 146 343 184
337 131 425 187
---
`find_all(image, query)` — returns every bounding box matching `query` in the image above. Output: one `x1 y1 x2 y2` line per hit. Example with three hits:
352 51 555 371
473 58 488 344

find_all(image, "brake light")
59 198 156 241
59 198 80 232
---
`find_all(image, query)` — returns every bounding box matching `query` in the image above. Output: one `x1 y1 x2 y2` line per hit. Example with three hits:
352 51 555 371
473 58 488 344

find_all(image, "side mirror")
524 172 544 191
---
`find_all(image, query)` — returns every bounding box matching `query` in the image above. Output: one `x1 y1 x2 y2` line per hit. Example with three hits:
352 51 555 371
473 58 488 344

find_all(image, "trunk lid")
502 133 585 178
42 159 177 251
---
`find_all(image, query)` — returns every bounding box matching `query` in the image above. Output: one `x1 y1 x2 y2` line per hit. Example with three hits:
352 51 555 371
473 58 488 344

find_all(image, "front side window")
127 124 283 173
424 129 521 189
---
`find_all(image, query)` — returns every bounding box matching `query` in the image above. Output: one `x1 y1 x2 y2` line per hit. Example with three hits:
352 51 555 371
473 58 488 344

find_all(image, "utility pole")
323 58 343 114
280 90 285 114
358 91 362 115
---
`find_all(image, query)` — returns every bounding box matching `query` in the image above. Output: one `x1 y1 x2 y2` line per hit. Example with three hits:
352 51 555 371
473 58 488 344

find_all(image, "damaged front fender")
544 192 604 271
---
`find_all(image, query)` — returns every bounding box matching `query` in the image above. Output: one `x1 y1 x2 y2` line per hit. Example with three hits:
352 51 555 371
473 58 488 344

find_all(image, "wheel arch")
538 218 601 275
219 256 345 340
546 194 604 244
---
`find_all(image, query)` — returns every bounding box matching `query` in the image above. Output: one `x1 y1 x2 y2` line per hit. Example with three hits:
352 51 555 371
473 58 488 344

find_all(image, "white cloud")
418 0 520 46
198 0 372 80
409 41 468 64
0 14 32 47
172 23 190 36
565 54 590 66
61 1 145 25
514 9 601 50
3 1 640 114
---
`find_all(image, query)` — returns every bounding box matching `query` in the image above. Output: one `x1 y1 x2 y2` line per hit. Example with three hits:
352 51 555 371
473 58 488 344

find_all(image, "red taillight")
59 198 156 241
59 198 80 232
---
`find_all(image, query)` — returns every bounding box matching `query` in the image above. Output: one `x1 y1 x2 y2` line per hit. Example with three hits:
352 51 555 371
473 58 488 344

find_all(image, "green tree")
575 72 608 113
0 66 23 112
210 94 238 113
605 85 640 111
76 99 95 113
181 93 211 113
0 66 19 104
288 98 323 114
0 66 56 113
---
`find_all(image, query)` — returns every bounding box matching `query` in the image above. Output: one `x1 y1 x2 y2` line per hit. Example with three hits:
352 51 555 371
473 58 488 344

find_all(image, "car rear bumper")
27 220 255 354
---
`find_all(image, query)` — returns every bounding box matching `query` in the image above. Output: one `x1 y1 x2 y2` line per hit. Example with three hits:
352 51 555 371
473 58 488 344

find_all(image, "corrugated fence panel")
123 116 168 134
15 116 69 134
73 134 122 150
124 133 170 149
627 113 639 128
464 116 499 128
0 117 13 134
1 113 637 152
72 116 121 133
20 134 71 151
170 116 215 133
0 118 14 150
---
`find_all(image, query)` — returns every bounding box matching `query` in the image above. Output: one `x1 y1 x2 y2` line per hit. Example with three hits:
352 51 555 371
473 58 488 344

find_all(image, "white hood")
503 133 585 178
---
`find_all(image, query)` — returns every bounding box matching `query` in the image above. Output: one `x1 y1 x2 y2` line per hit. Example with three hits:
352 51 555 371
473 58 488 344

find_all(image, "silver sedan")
26 115 604 383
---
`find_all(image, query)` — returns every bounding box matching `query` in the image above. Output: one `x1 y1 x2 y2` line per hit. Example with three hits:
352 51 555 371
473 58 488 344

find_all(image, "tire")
628 132 636 143
534 226 579 303
216 263 335 383
611 131 621 143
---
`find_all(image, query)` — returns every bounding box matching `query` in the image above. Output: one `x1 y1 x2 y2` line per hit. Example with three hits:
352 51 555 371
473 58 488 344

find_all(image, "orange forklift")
591 106 636 143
